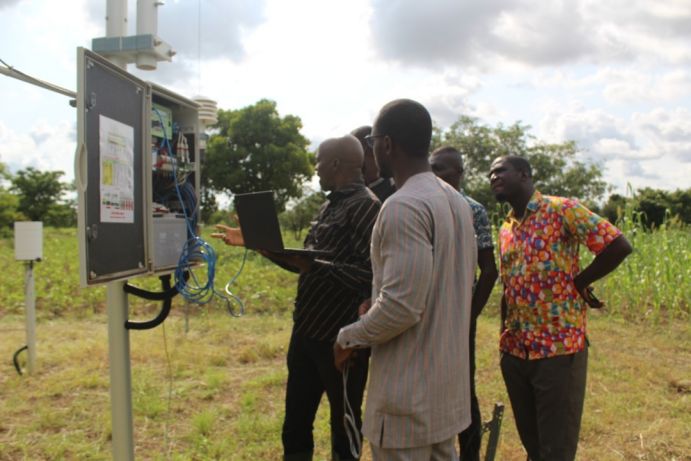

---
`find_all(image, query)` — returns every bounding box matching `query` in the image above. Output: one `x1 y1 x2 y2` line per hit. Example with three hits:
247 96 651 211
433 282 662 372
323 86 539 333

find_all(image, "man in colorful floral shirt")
431 146 498 461
489 155 632 461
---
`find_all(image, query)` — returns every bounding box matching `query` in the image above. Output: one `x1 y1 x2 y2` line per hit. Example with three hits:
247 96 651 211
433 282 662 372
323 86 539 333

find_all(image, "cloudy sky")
1 0 690 197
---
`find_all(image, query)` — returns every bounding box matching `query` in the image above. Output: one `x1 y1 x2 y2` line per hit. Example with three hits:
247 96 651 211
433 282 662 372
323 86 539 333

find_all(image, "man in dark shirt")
351 125 396 202
214 134 380 461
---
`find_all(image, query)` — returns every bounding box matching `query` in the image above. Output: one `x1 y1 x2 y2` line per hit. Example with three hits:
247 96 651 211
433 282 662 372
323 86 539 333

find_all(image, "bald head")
316 135 364 191
318 135 364 165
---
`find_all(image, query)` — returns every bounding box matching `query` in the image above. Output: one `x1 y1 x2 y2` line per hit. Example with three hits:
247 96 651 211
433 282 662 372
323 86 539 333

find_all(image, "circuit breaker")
76 47 200 286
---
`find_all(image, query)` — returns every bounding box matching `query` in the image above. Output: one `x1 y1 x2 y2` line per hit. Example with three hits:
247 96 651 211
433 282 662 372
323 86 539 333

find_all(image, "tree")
0 162 21 235
599 187 690 227
10 167 71 223
431 116 610 211
601 193 630 224
280 191 326 240
203 99 314 211
669 188 691 224
0 190 21 236
199 186 220 224
634 187 691 228
45 199 77 227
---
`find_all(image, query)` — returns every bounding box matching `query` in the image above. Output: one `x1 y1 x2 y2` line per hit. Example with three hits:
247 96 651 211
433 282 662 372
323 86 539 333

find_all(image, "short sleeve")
562 199 622 255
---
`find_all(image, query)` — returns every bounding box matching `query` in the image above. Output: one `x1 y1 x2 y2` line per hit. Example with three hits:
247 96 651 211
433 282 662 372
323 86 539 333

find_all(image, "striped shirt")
293 182 381 341
338 172 477 448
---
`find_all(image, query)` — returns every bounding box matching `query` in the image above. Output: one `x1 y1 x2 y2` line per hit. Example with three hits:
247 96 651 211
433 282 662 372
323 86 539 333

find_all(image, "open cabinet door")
76 47 148 286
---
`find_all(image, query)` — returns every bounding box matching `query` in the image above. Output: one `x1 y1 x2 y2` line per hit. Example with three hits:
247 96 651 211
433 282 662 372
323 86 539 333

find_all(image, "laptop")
233 191 331 258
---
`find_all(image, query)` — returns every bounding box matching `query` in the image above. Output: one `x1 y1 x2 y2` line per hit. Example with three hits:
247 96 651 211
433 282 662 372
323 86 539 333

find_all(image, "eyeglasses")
364 134 386 148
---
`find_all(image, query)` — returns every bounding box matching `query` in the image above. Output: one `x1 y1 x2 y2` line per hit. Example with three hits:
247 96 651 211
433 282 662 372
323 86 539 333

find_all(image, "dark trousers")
500 349 588 461
282 332 369 461
459 316 481 461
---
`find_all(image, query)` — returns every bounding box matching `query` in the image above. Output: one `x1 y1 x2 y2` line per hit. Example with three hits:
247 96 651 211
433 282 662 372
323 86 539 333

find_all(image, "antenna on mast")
93 0 175 71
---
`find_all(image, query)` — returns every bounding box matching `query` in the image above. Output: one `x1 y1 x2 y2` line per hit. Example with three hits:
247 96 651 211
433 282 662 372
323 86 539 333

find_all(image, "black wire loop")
124 274 185 330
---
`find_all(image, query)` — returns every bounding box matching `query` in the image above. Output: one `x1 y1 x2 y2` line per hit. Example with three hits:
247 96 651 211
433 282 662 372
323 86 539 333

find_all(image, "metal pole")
106 0 129 69
107 281 135 460
24 261 37 375
0 64 76 98
104 1 134 460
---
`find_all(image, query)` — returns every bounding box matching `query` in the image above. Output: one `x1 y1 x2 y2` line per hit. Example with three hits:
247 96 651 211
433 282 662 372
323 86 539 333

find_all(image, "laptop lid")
233 191 331 257
234 191 284 252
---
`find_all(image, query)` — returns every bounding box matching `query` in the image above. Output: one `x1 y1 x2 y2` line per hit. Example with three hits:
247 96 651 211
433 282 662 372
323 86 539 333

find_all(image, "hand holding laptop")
232 191 333 259
259 250 314 274
213 222 315 273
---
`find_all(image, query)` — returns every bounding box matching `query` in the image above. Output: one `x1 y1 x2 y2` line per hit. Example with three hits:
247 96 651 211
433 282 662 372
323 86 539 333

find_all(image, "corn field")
593 209 690 321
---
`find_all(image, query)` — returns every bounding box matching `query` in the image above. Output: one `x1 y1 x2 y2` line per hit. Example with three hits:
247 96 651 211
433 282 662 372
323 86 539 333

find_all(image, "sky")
1 0 690 198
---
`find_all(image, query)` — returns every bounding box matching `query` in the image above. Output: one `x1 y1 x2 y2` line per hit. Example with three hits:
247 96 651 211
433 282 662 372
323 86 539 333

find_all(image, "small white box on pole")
14 221 43 261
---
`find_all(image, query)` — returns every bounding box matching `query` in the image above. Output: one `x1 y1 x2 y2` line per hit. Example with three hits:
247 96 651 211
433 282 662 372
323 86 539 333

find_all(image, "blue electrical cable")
153 108 246 314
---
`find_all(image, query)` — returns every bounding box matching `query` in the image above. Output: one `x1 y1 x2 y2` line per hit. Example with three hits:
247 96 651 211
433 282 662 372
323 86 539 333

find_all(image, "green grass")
0 226 299 319
1 312 689 460
2 223 687 321
0 226 689 460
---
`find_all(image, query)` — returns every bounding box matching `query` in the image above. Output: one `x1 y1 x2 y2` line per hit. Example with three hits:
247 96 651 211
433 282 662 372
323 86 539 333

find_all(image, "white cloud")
84 0 267 86
591 138 640 158
490 0 596 65
1 1 97 87
418 71 484 127
633 108 691 162
159 0 266 61
539 105 637 149
1 0 689 199
602 69 691 104
370 0 515 67
537 105 691 192
605 156 690 194
0 121 76 181
171 0 384 141
0 0 21 10
369 0 691 68
86 0 266 60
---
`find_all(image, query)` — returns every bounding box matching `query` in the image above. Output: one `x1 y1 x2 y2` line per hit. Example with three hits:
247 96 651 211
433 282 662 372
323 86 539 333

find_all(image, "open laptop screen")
233 191 285 252
234 191 332 257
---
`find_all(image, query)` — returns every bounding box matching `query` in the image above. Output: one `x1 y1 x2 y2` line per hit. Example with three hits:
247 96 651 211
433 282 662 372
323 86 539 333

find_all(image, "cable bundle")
152 108 245 314
174 235 217 303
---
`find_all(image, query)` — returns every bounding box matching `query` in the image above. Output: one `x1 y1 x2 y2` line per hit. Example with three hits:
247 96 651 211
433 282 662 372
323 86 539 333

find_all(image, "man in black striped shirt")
215 134 380 461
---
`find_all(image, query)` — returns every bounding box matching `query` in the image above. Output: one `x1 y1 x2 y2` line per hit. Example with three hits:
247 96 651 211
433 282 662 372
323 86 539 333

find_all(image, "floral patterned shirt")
498 191 622 359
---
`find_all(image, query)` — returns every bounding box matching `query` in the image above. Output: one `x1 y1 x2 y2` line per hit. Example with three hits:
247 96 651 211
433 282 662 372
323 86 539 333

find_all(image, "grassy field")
1 223 688 321
1 310 689 460
0 227 690 460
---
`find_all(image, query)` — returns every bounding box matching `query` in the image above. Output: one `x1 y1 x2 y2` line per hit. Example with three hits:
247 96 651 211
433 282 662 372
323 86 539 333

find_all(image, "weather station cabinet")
75 47 200 286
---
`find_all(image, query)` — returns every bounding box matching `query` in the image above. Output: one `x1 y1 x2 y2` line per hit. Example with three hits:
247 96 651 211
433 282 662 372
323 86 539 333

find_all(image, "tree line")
0 165 75 236
201 100 690 235
1 99 688 236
